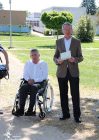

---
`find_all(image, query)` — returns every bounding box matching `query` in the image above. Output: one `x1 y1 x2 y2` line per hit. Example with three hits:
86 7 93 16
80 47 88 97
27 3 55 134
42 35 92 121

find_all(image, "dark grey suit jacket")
53 37 83 78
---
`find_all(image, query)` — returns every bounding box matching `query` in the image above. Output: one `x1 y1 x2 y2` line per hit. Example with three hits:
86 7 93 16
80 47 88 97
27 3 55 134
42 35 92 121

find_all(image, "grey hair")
62 22 72 31
30 49 39 53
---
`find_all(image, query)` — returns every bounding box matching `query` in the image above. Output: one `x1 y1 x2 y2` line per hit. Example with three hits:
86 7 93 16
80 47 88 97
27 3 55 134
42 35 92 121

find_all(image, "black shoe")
75 118 81 123
13 109 24 117
60 116 70 120
25 111 36 116
0 111 3 114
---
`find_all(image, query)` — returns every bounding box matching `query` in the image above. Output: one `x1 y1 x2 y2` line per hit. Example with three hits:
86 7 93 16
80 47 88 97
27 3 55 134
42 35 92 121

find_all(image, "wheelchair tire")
39 112 46 119
12 108 16 115
43 83 54 113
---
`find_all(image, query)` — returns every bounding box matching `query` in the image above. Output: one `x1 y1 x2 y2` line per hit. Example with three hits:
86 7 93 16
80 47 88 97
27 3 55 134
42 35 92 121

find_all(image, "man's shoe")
13 109 24 117
25 111 36 116
0 110 3 114
60 116 70 120
75 118 81 123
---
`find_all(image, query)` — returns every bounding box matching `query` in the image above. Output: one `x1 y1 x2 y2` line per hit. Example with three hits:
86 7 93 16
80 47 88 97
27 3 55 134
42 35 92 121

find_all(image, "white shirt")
23 60 48 82
64 37 72 51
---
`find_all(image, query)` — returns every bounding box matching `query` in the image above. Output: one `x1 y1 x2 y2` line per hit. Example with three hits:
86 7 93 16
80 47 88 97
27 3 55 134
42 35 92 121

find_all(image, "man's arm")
53 40 64 65
42 62 48 80
23 62 30 81
68 40 83 63
75 40 84 63
53 40 60 64
23 62 35 85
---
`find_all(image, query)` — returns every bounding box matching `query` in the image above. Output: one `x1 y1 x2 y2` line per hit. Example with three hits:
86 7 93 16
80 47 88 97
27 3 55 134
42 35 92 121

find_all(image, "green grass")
0 35 99 49
0 35 56 49
81 40 99 48
9 48 99 89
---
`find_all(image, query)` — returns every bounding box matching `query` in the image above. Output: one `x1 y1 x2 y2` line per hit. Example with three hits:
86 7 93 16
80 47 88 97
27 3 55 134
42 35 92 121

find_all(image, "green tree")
75 16 95 42
81 0 97 15
41 11 73 39
0 2 3 10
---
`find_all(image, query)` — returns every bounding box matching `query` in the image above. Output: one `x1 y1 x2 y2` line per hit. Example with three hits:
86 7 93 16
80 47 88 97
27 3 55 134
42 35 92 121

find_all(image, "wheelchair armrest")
21 78 25 81
19 78 28 87
20 78 28 82
42 79 49 87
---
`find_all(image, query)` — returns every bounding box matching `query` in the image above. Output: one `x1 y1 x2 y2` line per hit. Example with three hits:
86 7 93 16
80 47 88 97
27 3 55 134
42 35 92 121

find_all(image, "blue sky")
0 0 99 12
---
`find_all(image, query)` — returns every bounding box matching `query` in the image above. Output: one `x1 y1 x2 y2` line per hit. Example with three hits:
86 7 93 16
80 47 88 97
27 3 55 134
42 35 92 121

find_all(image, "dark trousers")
58 69 81 119
19 83 38 112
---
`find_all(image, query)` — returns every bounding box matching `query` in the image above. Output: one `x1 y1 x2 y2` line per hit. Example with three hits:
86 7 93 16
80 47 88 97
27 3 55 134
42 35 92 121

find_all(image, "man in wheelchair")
14 49 48 116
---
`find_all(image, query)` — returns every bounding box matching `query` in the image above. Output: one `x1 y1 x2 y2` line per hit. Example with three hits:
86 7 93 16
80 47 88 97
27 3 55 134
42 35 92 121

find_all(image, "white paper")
60 51 71 60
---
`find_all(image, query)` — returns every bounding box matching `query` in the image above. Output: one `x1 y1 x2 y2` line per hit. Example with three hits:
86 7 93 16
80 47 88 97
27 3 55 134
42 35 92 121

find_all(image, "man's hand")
56 58 64 65
68 57 76 63
28 79 35 85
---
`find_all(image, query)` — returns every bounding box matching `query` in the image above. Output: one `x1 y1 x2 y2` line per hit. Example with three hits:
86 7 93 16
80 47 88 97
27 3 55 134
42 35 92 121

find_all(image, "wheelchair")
12 79 54 119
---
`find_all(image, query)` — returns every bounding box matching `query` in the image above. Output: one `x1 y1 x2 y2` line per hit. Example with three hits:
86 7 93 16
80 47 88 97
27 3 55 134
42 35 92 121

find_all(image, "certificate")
60 51 71 60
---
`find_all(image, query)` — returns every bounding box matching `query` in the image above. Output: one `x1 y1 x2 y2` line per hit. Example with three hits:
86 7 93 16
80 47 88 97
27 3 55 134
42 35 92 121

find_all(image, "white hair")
62 22 72 31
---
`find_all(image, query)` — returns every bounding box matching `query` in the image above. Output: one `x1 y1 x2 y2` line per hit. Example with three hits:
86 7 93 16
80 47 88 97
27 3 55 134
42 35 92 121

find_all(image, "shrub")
75 16 95 42
44 29 52 36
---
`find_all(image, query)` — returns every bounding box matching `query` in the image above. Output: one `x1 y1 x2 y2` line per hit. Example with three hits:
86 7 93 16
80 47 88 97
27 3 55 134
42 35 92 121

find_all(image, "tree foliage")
41 11 73 38
81 0 97 15
0 2 3 10
75 16 95 42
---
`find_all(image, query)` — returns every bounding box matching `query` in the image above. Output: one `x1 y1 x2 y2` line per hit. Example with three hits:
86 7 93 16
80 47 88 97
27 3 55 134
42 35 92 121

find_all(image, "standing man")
53 22 83 123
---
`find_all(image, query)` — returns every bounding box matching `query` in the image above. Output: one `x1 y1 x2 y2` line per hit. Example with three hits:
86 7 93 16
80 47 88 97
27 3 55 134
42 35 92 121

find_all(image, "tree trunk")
57 30 58 40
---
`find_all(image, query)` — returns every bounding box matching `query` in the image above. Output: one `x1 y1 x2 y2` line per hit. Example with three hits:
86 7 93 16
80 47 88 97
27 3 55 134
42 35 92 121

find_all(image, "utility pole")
9 0 12 49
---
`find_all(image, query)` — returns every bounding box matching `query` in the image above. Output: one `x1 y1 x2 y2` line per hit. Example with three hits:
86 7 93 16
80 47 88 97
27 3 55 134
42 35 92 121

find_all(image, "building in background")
0 10 30 33
26 12 41 27
26 12 44 33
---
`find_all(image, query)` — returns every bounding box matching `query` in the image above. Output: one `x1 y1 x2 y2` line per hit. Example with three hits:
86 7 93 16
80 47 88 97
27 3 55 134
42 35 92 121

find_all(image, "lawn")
0 35 56 49
0 35 99 49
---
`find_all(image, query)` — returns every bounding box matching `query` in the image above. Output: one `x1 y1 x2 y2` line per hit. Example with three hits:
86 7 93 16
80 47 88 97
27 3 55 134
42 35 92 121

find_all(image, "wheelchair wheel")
43 83 54 112
39 112 46 119
12 108 16 115
12 94 20 115
12 103 19 115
